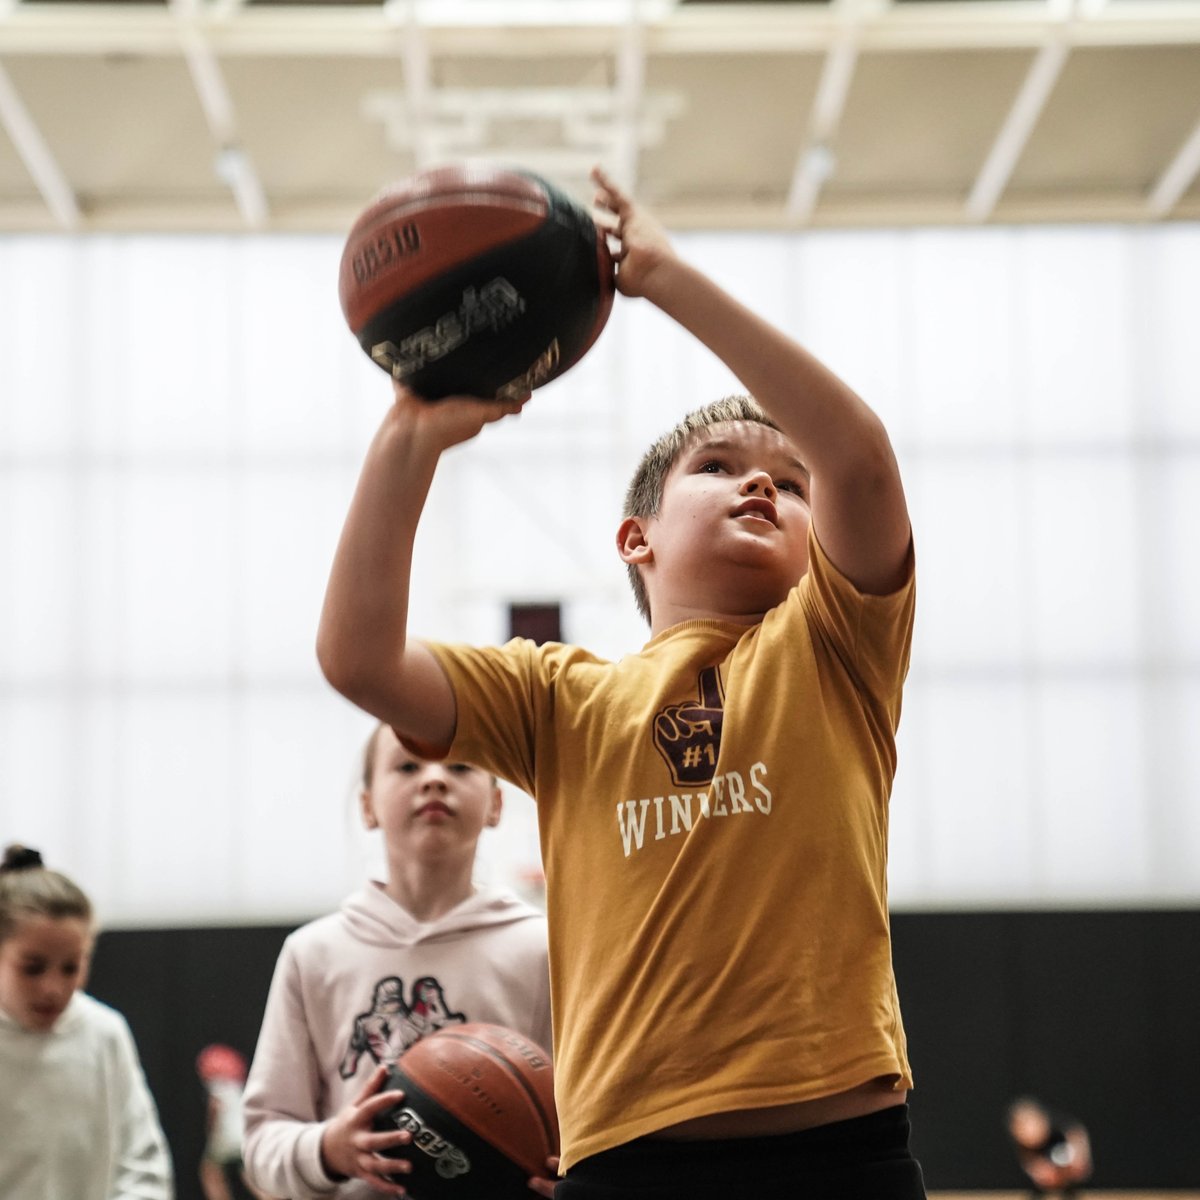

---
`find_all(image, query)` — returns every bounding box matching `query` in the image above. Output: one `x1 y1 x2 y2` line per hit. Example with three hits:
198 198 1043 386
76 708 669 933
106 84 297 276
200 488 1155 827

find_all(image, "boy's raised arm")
317 381 528 750
593 167 911 596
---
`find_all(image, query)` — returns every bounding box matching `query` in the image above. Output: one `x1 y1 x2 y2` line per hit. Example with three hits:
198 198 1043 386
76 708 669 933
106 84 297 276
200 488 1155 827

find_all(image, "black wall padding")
87 909 1200 1199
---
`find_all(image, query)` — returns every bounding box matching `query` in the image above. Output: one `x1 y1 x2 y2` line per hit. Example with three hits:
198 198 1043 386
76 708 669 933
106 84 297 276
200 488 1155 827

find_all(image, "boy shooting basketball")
318 166 924 1199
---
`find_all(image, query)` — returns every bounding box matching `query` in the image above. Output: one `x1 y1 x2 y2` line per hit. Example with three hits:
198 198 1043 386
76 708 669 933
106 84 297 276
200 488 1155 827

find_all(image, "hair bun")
1 845 45 873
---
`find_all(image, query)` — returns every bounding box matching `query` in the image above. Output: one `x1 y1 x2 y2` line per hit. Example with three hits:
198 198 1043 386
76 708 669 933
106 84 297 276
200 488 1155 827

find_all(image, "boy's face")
361 727 502 864
627 420 812 621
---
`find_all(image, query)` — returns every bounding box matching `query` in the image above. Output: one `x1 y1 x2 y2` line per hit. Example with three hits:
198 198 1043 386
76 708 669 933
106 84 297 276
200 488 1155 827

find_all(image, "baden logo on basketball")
386 1105 471 1180
370 278 527 378
374 1023 558 1200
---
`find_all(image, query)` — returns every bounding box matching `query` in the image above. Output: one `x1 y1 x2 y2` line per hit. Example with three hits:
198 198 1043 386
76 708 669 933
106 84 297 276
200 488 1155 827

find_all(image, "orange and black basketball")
338 164 615 401
375 1022 558 1200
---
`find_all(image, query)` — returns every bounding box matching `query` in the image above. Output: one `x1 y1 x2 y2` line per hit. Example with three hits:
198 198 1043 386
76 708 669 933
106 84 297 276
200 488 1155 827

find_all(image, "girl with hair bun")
0 843 174 1200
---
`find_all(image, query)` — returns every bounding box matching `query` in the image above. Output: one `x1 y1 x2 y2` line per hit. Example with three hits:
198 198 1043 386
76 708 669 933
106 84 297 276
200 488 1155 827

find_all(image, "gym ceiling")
1 0 1198 233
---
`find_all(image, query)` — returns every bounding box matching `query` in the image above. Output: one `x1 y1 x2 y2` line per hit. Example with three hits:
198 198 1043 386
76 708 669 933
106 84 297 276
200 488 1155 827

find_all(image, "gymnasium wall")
3 224 1199 1195
3 224 1198 920
86 908 1200 1197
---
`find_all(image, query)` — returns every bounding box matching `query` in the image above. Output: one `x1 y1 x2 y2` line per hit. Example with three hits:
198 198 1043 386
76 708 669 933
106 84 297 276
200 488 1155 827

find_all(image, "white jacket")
0 992 174 1200
243 882 551 1200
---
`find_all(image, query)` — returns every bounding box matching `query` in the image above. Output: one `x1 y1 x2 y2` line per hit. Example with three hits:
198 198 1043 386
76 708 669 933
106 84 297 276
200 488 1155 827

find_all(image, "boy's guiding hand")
391 377 531 453
591 165 677 302
319 1063 413 1196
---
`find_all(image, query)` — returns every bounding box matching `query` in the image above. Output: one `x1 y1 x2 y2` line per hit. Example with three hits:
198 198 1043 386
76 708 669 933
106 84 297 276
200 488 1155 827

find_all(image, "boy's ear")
617 516 652 566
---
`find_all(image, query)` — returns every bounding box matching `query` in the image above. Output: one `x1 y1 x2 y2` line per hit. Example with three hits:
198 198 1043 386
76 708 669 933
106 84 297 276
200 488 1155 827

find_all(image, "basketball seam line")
443 1032 557 1156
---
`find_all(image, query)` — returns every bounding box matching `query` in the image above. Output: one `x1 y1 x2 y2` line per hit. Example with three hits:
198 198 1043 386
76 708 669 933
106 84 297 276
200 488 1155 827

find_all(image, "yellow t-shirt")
424 528 916 1170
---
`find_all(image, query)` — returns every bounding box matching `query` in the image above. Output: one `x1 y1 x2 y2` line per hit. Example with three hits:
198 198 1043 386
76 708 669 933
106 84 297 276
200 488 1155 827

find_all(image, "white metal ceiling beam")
386 0 433 171
1147 110 1200 217
786 0 879 223
3 2 1200 58
612 0 647 193
0 58 79 226
168 0 267 227
964 0 1073 223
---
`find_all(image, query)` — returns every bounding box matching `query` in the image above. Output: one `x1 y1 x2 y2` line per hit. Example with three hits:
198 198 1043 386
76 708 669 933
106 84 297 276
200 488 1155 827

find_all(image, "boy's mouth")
731 497 778 525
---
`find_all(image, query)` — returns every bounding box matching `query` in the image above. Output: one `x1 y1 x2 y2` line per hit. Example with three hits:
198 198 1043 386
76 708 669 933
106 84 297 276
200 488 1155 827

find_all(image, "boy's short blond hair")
622 395 780 623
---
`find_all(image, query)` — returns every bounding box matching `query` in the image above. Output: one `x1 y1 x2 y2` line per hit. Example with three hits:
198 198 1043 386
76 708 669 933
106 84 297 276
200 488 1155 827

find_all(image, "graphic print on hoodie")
339 974 466 1077
241 883 551 1200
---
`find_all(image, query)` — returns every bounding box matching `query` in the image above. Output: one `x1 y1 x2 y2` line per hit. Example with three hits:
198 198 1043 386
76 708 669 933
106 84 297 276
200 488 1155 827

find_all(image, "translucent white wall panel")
236 237 374 457
888 690 932 903
107 470 238 679
236 692 376 922
0 697 76 862
1020 229 1137 444
101 694 240 921
1161 460 1200 661
0 469 77 678
2 224 1198 923
1150 228 1200 437
910 458 1026 667
0 241 78 455
453 456 622 596
1026 459 1141 664
920 682 1039 902
237 468 359 678
1032 681 1150 900
905 230 1022 448
1157 682 1200 894
86 241 240 457
792 232 911 440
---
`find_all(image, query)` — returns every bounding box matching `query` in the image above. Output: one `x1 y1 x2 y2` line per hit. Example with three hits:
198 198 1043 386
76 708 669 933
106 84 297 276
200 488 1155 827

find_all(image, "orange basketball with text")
339 164 615 401
375 1023 558 1200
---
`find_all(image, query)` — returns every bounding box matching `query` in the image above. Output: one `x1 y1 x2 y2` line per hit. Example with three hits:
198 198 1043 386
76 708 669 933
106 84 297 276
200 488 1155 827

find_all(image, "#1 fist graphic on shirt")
653 666 725 786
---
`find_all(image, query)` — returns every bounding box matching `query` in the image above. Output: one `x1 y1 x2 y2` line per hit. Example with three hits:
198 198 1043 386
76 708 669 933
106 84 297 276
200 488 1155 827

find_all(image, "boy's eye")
397 761 420 774
777 479 808 498
447 763 475 775
698 459 726 474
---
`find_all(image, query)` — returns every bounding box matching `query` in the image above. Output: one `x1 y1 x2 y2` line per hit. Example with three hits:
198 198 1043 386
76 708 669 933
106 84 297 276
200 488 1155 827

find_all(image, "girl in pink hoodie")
243 725 552 1199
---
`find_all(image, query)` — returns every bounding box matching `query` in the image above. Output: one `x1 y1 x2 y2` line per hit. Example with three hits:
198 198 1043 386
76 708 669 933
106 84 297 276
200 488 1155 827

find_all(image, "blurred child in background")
1007 1095 1093 1198
198 1042 275 1200
0 843 174 1200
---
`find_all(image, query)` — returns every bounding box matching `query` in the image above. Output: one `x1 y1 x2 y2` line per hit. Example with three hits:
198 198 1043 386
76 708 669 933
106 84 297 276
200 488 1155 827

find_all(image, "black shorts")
554 1104 927 1200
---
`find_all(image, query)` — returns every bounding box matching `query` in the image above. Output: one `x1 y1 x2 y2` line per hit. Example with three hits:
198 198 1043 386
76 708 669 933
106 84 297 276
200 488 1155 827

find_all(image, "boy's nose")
741 471 776 498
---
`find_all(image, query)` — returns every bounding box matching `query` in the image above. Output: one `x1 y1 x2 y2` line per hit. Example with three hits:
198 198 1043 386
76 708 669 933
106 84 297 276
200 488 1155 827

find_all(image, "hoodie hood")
339 882 544 950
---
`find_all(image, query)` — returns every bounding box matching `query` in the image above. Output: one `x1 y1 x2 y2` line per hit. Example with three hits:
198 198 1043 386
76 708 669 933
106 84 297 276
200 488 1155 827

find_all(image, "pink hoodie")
243 882 550 1199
